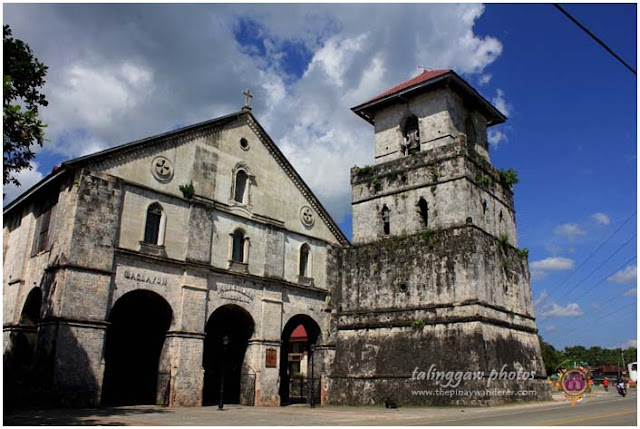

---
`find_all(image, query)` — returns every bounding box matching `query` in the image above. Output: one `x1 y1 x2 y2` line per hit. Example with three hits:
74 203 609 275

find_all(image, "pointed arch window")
418 197 429 227
231 163 253 207
381 205 390 235
144 202 165 245
299 243 311 278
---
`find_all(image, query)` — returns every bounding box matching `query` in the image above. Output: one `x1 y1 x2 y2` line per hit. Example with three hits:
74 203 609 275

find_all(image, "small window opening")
499 210 503 222
240 138 249 149
232 230 245 262
144 203 163 245
299 244 310 277
402 115 420 155
234 170 248 203
418 197 429 227
482 200 488 214
381 205 390 235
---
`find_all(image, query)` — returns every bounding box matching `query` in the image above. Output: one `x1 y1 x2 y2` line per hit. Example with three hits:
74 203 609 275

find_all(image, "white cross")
243 89 253 108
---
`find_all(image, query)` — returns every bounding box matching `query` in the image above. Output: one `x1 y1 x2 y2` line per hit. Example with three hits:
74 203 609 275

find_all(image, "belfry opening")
101 290 173 406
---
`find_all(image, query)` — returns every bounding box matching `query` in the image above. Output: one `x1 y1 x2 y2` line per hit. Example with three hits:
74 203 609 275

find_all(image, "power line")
553 232 636 304
547 211 636 301
545 299 636 339
569 254 636 304
553 4 637 75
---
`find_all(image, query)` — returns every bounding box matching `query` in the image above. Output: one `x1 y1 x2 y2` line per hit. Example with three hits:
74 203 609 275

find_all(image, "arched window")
232 229 245 263
402 115 420 155
418 197 429 227
144 203 164 245
234 170 248 203
381 205 390 235
299 244 311 278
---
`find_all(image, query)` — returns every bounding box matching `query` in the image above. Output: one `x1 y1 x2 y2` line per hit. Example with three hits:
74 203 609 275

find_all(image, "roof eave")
351 71 506 127
3 167 70 216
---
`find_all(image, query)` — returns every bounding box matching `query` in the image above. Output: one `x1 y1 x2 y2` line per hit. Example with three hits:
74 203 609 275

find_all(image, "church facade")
3 70 550 408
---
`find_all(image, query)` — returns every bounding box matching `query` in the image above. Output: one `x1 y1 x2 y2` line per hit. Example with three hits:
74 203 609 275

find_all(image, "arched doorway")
203 304 255 406
101 290 173 406
279 314 321 405
16 287 42 365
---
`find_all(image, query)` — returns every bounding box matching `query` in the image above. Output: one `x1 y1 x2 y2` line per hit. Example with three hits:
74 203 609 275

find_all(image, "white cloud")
3 162 46 204
621 339 637 349
545 325 558 333
554 223 587 242
488 129 507 149
534 288 583 319
623 288 636 297
608 265 637 285
530 257 575 271
530 257 574 283
492 89 511 116
479 74 492 85
592 212 610 226
5 4 505 222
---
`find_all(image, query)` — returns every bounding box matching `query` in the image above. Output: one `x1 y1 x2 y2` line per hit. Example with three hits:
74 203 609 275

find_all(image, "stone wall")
351 142 517 246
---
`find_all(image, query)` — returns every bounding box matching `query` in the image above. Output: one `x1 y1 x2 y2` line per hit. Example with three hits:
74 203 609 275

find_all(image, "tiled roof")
362 69 451 105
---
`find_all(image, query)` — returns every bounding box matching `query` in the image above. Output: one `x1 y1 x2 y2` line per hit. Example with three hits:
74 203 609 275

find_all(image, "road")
4 389 636 426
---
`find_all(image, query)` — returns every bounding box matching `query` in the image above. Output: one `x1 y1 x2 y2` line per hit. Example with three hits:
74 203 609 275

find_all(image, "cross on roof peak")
242 89 253 111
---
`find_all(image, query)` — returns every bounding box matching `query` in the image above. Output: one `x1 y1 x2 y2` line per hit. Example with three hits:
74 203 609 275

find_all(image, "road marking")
545 409 636 426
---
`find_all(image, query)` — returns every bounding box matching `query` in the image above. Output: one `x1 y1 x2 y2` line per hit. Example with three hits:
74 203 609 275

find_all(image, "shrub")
179 180 195 199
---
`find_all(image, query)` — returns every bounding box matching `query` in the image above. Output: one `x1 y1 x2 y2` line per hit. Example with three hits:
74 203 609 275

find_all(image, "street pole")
219 335 229 410
309 344 315 408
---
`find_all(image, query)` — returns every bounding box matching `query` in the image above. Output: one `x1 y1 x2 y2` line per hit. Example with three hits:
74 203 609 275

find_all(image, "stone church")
3 70 550 408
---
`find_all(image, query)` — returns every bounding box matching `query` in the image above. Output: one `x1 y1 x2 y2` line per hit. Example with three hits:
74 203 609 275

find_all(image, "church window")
418 197 429 227
299 244 311 277
144 203 164 245
234 170 248 203
31 200 57 256
381 205 390 235
402 115 420 155
232 229 246 263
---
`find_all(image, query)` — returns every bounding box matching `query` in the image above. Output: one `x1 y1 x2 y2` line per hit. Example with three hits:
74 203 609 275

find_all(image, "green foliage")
357 165 373 176
411 319 426 331
498 234 509 247
179 180 195 199
420 228 435 244
3 25 49 188
499 168 519 189
476 173 493 188
370 178 381 191
291 371 304 380
539 335 638 375
518 248 529 259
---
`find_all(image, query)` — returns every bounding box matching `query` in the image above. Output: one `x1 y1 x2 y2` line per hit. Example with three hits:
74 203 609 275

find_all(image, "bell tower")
349 69 516 247
329 70 551 406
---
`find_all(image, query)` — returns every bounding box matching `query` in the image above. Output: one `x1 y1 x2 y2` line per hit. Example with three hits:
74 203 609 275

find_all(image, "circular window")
240 138 249 151
300 206 315 228
151 156 174 183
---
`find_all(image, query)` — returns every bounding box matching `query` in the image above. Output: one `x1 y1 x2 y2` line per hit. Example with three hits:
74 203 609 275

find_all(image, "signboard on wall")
265 348 277 368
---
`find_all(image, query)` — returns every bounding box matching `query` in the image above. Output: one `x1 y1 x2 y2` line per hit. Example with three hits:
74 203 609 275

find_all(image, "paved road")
4 389 636 426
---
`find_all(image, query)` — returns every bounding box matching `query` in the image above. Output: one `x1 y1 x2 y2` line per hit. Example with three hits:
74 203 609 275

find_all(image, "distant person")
603 377 609 391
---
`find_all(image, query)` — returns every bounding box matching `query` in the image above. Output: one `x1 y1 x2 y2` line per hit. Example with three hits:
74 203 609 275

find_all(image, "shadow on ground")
4 406 170 426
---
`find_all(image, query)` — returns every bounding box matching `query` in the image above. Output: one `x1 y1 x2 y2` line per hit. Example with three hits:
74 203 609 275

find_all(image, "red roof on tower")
362 69 451 106
351 69 506 127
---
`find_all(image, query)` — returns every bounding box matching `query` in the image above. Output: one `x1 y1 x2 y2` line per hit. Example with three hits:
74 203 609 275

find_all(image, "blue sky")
3 3 636 350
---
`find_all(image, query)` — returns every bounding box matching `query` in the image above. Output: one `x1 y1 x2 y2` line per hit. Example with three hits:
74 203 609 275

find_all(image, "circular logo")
300 206 315 228
561 368 588 396
151 156 174 183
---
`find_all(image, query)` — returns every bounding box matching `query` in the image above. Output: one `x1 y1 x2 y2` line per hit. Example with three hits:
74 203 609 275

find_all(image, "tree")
3 25 48 189
539 336 562 375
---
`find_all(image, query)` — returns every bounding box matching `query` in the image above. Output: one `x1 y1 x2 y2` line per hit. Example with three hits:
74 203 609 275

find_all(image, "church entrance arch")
202 304 255 406
279 314 321 406
101 290 173 406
